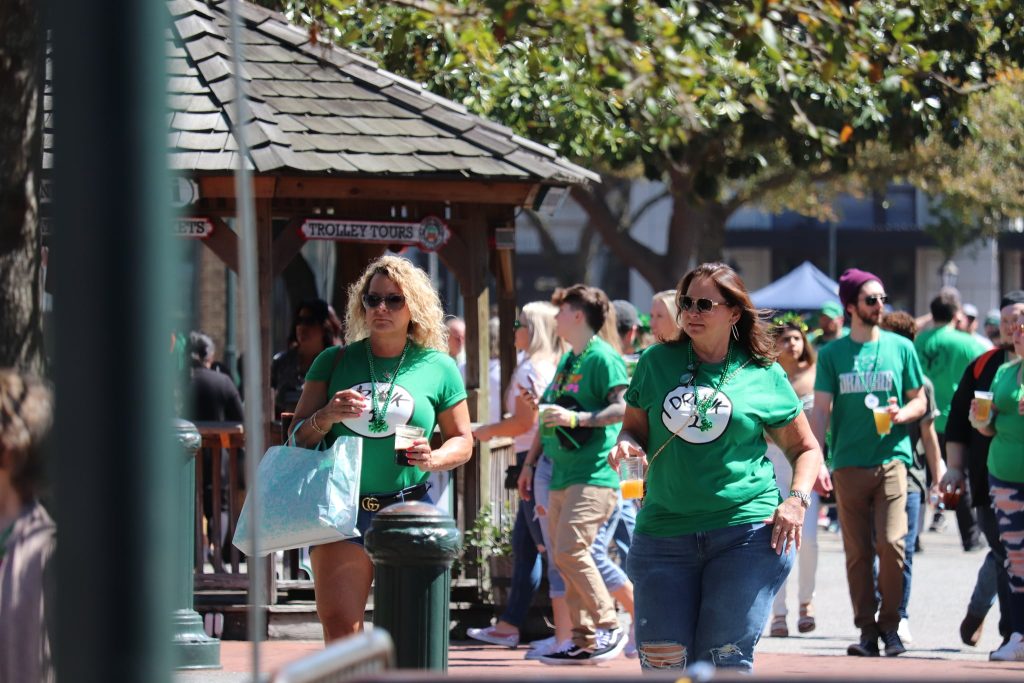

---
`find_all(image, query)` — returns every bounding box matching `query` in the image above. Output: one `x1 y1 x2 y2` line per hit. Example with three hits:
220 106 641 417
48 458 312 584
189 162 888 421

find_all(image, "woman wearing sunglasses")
467 302 564 651
608 262 823 672
969 312 1024 662
288 255 473 642
271 298 343 423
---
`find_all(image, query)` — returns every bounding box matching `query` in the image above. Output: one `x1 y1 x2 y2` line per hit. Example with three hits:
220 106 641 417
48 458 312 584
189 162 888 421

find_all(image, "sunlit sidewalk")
174 639 1024 681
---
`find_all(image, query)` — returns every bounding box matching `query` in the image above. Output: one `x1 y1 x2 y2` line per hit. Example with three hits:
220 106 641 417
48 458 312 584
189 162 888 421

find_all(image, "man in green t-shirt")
914 289 987 548
523 284 630 665
811 269 927 658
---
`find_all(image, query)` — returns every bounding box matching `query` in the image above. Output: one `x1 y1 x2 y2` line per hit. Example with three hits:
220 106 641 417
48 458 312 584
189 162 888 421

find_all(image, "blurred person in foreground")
967 309 1024 661
0 370 55 682
943 291 1024 649
289 255 473 641
610 263 822 672
879 311 945 645
810 268 927 657
766 313 822 638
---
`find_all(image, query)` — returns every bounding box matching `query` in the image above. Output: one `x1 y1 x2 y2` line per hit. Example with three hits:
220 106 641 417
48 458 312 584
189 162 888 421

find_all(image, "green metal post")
364 501 461 671
172 420 220 669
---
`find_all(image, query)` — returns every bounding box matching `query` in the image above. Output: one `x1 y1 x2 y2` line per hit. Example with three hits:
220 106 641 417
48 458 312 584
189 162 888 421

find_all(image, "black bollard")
364 501 461 671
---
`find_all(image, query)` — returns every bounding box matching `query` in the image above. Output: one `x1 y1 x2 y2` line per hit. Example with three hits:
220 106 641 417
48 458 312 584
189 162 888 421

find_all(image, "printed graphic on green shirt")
815 331 924 470
306 341 466 495
626 343 800 536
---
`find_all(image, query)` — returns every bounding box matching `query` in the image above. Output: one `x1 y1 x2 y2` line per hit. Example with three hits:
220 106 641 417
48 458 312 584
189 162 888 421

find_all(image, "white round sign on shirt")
342 382 415 438
661 384 734 444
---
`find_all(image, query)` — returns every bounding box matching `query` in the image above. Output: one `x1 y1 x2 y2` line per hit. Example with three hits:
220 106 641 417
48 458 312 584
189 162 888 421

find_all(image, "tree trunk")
0 0 44 373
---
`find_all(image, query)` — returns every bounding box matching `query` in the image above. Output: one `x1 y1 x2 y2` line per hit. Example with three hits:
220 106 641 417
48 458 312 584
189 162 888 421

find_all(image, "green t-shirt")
815 331 924 469
306 340 467 495
914 325 987 433
625 343 801 536
988 359 1024 484
540 336 629 491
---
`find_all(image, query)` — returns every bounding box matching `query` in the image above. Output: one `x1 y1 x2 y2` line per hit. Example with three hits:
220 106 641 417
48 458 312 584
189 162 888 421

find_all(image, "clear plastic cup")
974 390 995 423
394 424 425 467
538 404 556 439
619 456 644 500
872 407 892 436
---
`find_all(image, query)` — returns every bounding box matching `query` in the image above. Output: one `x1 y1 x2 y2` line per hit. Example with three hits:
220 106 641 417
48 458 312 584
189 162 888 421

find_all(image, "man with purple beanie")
810 269 927 657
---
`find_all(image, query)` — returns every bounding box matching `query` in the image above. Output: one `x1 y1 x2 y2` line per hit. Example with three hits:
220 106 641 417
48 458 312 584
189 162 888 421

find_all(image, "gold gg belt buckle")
360 496 380 512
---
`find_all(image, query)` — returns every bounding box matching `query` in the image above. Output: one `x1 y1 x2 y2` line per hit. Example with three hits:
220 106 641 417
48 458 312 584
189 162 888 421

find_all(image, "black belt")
360 482 431 513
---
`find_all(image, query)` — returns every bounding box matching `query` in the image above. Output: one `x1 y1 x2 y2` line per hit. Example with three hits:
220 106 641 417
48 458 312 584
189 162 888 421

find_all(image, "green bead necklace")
687 341 750 431
366 339 411 433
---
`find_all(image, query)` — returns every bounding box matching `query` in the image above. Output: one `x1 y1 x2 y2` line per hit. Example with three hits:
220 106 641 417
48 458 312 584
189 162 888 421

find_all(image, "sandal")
798 603 816 633
770 615 789 637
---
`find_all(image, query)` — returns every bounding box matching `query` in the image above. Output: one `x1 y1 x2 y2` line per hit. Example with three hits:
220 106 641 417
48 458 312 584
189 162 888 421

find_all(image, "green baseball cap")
821 301 843 318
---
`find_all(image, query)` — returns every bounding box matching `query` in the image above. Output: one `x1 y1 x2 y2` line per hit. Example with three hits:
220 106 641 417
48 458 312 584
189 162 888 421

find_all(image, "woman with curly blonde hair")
290 254 473 642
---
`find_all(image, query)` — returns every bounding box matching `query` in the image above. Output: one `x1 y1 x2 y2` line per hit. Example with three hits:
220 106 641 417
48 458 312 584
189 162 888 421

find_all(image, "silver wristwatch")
788 490 811 508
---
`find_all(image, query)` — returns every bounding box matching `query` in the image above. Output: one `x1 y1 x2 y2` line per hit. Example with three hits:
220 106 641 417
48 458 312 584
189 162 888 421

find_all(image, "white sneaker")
591 627 627 662
466 626 519 648
528 635 557 650
898 618 913 645
989 632 1024 661
525 637 567 660
624 623 638 658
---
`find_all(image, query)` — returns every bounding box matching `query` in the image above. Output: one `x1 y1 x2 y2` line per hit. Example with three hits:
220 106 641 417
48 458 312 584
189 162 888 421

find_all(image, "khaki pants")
547 484 619 649
833 460 908 635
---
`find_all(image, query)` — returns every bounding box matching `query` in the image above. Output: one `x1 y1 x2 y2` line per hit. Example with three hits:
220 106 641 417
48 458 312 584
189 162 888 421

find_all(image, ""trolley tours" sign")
300 216 450 252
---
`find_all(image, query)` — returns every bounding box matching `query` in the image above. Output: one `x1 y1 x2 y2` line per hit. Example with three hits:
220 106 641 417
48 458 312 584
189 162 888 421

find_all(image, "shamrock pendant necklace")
366 339 411 433
687 341 750 431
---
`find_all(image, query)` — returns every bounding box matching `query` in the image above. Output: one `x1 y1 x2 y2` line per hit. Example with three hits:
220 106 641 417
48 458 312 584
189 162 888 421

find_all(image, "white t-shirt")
508 356 557 453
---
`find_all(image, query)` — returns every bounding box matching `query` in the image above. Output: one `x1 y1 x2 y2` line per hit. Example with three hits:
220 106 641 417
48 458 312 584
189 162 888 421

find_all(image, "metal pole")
224 268 238 385
226 0 265 673
52 0 175 679
828 221 837 281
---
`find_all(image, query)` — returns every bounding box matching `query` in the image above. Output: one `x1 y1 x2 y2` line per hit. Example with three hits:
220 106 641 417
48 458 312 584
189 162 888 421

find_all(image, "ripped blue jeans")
626 522 792 672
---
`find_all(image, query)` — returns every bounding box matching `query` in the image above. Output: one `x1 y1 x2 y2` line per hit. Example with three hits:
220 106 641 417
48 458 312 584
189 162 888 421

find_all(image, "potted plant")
460 502 515 606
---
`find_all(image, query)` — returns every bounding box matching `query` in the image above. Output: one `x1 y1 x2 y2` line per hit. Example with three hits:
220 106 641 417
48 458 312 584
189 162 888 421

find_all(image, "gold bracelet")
309 411 327 435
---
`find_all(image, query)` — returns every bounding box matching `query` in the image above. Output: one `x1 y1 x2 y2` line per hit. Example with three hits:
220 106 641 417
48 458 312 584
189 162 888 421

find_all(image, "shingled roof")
43 0 596 188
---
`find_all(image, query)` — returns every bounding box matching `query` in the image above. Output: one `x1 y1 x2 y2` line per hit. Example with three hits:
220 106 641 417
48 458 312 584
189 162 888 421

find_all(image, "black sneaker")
539 642 596 666
847 634 880 657
882 630 906 656
591 627 627 662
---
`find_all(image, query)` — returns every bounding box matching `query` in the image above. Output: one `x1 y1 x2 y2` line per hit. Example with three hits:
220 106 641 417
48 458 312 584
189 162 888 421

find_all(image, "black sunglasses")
362 293 406 311
295 315 321 326
679 296 728 313
862 294 889 306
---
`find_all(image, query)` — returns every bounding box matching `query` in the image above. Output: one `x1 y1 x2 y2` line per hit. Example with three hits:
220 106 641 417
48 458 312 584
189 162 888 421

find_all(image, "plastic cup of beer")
619 456 645 500
538 404 557 438
394 424 425 467
974 391 995 423
872 407 892 436
940 483 962 510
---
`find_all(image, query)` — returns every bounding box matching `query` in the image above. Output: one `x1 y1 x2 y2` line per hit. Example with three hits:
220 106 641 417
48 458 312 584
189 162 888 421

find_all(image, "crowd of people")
172 255 1022 669
3 250 1022 677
